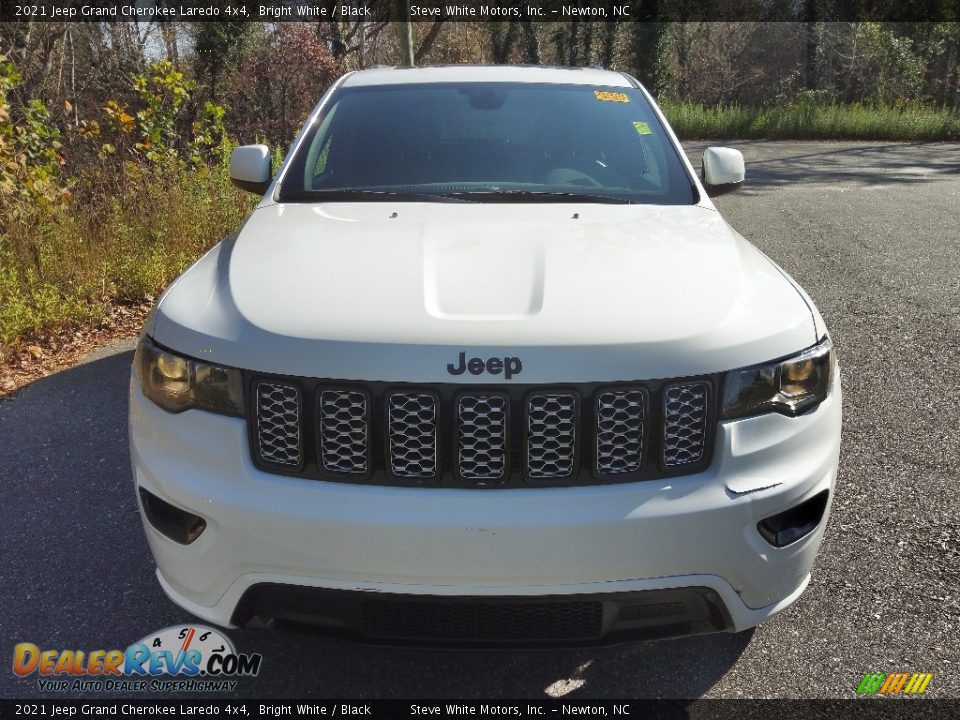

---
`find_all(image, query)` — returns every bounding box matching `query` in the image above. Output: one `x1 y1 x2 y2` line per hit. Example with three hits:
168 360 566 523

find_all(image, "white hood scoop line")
424 233 547 320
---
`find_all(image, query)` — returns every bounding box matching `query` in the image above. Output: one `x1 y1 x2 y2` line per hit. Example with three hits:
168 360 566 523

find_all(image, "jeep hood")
150 202 818 382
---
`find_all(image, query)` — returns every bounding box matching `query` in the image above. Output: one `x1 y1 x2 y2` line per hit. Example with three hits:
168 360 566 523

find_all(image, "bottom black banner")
1 699 957 720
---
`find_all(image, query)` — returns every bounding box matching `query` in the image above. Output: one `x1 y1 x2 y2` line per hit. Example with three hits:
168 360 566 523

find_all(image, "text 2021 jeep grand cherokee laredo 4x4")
129 65 841 646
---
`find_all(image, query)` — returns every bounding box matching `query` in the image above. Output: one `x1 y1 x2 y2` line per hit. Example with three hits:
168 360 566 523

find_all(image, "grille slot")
596 389 646 475
663 383 709 467
255 382 302 466
526 393 577 479
361 597 603 642
318 390 369 474
387 393 439 479
457 394 509 482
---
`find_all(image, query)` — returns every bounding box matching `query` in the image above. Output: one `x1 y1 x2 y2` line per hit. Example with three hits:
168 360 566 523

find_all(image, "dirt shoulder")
0 301 151 401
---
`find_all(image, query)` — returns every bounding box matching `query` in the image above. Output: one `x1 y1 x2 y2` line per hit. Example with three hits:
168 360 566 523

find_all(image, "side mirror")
702 147 745 197
229 145 272 195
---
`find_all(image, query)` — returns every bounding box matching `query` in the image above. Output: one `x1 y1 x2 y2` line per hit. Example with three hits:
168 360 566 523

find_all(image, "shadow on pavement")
1 346 753 701
229 625 754 700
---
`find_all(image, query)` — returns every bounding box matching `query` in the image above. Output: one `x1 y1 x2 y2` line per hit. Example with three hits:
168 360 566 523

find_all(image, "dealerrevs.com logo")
13 625 262 693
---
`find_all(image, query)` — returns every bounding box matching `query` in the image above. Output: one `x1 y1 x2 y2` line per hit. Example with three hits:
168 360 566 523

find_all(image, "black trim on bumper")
138 488 206 545
230 585 734 648
758 490 830 548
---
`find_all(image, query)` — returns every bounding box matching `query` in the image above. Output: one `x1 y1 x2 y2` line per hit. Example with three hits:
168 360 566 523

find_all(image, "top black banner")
3 0 960 24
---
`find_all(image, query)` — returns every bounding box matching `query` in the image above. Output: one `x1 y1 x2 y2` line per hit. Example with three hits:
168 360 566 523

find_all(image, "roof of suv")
341 64 633 88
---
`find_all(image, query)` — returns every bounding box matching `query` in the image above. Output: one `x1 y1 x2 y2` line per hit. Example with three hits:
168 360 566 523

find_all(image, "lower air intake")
231 585 734 646
361 597 603 642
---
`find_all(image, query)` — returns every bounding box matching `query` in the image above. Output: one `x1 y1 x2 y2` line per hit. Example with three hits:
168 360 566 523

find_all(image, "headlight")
722 337 834 419
135 335 243 416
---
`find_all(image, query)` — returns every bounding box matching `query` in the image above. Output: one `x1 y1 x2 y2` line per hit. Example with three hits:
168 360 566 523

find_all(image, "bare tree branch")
415 19 447 64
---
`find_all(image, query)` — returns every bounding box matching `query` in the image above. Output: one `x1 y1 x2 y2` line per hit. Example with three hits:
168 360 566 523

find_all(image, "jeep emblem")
447 352 523 380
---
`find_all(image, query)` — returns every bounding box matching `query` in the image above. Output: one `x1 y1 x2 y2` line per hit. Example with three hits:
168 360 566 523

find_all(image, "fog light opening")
757 490 829 548
138 488 206 545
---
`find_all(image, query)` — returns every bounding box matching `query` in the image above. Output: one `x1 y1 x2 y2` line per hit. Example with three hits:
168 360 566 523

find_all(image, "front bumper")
129 371 841 641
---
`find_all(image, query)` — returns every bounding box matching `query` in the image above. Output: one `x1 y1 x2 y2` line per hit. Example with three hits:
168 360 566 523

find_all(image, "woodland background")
1 18 959 359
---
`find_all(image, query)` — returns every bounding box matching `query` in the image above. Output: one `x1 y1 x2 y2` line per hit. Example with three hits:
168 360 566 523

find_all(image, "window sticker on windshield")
595 90 629 103
633 121 653 135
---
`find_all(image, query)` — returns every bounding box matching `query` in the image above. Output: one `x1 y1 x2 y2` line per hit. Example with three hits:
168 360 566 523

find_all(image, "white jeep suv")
129 65 841 646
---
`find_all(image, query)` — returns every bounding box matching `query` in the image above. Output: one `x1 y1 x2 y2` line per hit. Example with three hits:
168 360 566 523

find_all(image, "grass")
0 163 254 353
662 101 960 141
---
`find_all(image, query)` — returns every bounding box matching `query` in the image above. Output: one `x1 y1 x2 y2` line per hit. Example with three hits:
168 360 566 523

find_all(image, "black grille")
662 383 710 467
247 376 717 487
231 585 734 647
318 389 369 474
596 389 646 474
457 394 509 482
362 597 602 642
254 382 302 467
387 392 439 478
526 393 578 479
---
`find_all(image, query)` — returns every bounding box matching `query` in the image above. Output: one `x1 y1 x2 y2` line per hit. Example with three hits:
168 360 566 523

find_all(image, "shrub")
662 100 960 141
0 56 254 351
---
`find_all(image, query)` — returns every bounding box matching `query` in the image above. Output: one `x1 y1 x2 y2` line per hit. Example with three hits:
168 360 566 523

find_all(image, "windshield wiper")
281 189 477 203
282 188 637 204
445 190 634 204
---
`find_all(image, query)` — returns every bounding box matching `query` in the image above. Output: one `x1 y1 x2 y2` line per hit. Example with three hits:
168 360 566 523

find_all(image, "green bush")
0 247 95 346
0 163 253 346
0 56 254 351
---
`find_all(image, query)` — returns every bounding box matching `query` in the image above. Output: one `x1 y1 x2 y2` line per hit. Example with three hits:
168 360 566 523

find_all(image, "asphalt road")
1 141 958 701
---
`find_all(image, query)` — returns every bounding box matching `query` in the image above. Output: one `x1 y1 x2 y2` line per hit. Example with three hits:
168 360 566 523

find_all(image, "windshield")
278 82 696 205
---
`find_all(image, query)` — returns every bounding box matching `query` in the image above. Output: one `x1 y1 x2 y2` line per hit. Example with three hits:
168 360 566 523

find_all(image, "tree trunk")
950 39 960 111
415 20 446 64
490 22 519 64
520 20 541 64
568 23 580 66
68 28 78 127
630 21 663 93
803 1 819 90
160 22 180 68
601 22 619 69
397 0 415 67
582 22 595 66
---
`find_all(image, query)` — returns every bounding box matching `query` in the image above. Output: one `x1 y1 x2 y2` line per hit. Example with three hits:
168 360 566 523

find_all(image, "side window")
314 136 333 177
302 103 339 189
635 135 662 189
